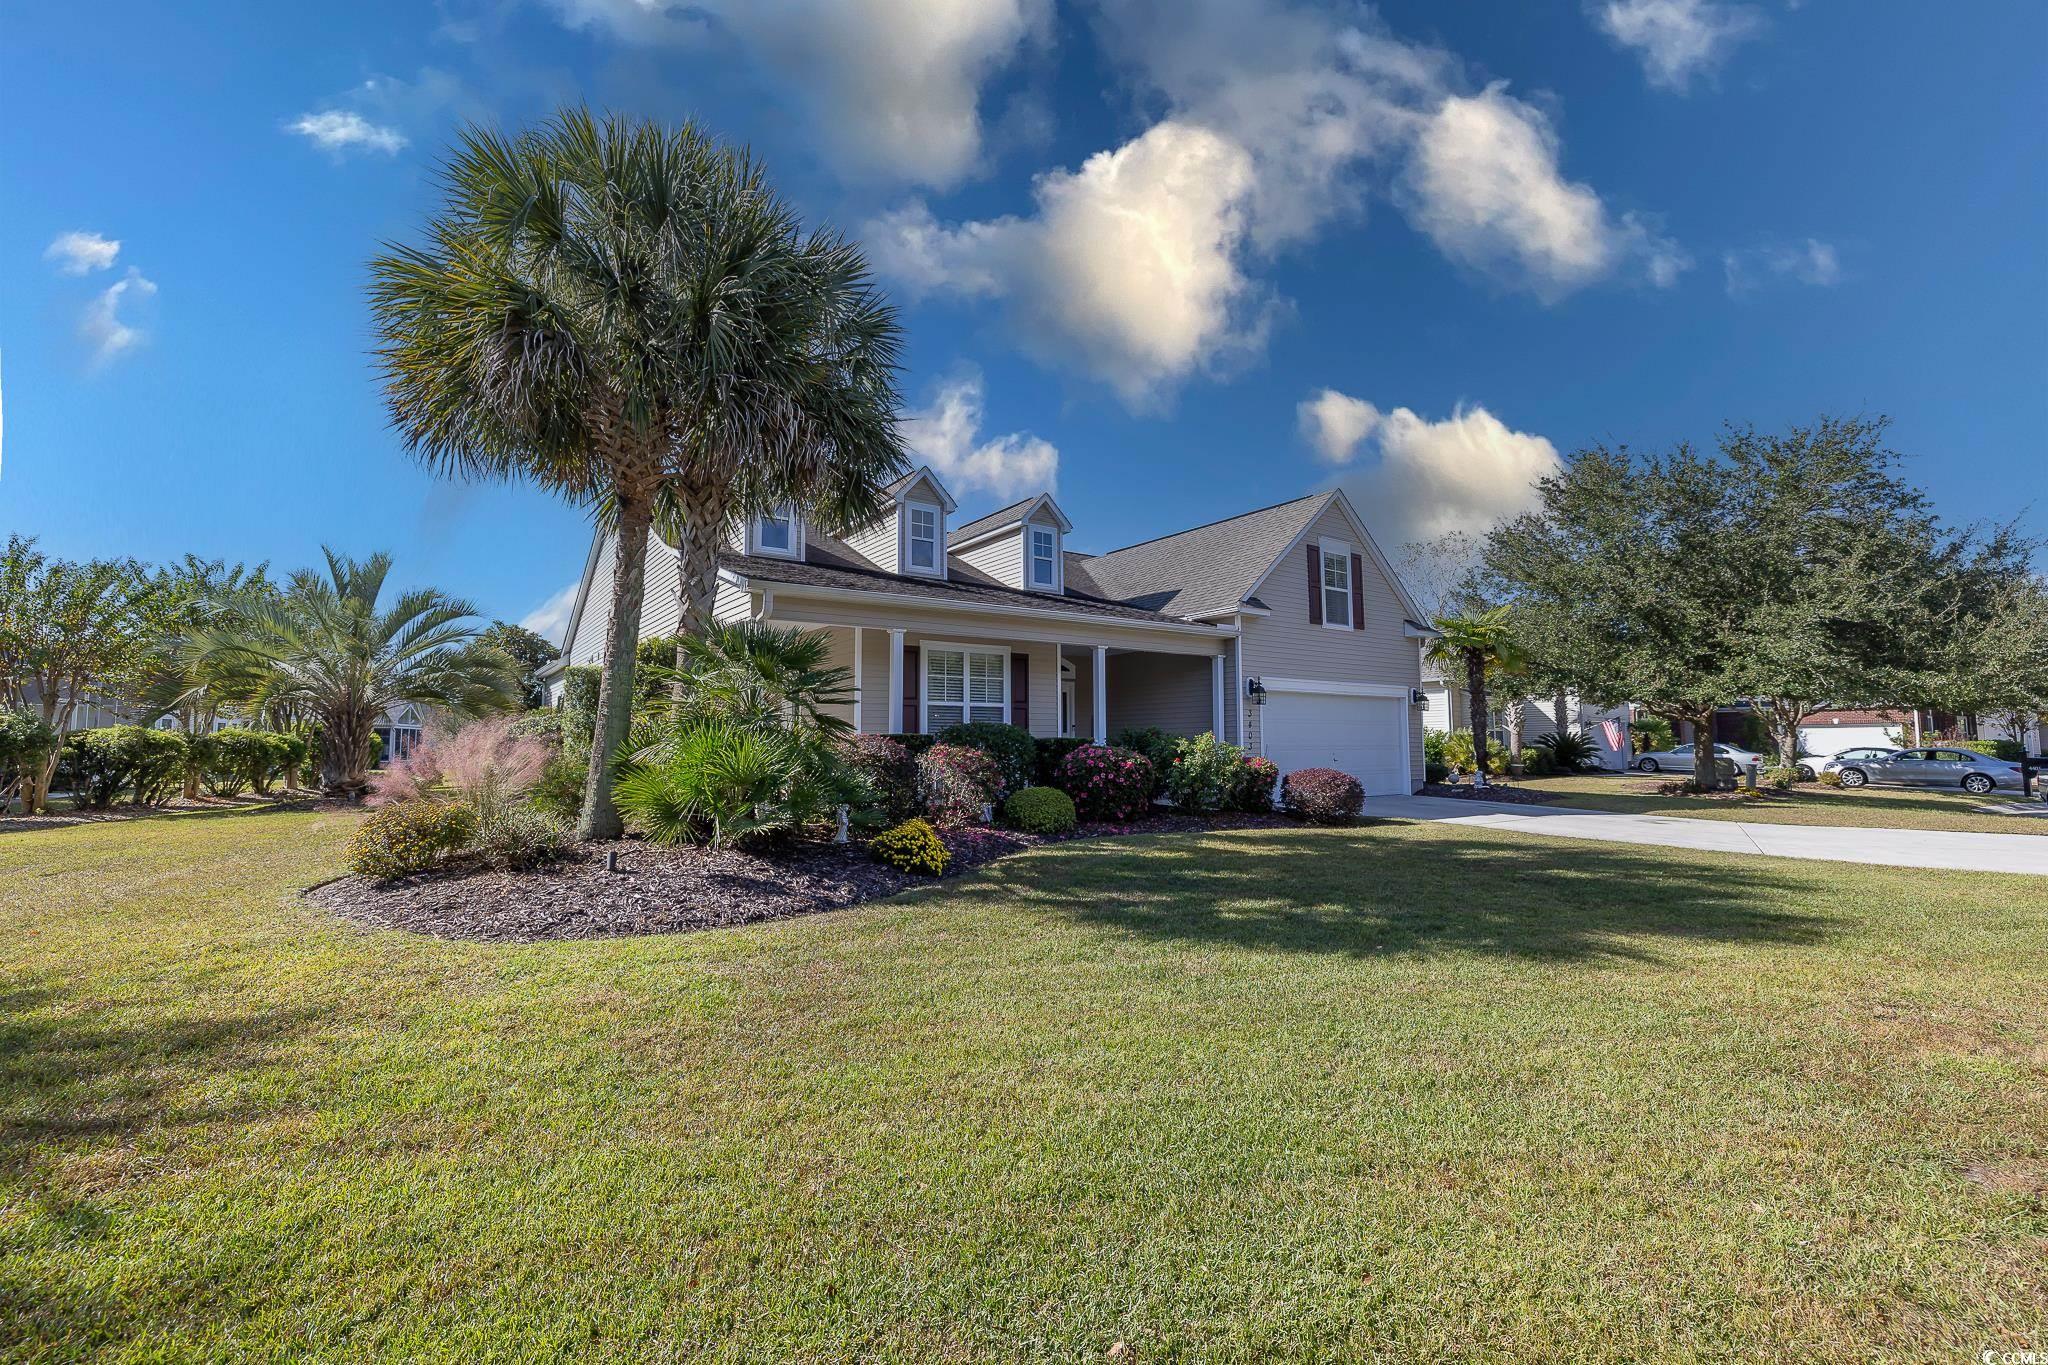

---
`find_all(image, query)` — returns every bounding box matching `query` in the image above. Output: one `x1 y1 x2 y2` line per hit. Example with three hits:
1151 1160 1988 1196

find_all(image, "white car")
1632 742 1764 775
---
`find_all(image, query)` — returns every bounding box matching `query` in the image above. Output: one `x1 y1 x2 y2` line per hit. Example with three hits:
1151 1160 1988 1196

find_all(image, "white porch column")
888 628 906 734
852 626 864 733
1091 645 1108 741
1212 654 1225 739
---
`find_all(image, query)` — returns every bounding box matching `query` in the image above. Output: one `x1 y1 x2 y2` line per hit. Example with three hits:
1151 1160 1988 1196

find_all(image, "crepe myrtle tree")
183 550 518 796
371 109 907 839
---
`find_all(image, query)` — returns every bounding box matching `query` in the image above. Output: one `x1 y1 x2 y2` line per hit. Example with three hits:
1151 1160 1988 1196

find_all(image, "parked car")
1808 746 1899 782
1829 746 2023 796
1633 742 1764 775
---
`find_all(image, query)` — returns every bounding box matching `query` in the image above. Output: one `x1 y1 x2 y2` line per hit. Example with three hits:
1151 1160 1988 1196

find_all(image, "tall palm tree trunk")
321 704 374 796
1465 649 1492 787
671 477 734 705
581 497 653 840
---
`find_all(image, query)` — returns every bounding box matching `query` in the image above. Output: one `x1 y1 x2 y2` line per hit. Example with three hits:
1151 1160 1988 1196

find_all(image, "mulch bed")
1418 782 1564 806
307 810 1295 945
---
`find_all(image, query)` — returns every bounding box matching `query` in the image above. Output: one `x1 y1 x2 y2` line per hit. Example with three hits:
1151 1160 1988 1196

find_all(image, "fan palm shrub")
183 550 518 796
614 716 857 848
370 109 908 839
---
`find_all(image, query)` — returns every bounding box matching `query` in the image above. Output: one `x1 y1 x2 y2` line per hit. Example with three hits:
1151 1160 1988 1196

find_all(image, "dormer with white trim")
949 493 1073 594
732 503 806 561
844 466 957 579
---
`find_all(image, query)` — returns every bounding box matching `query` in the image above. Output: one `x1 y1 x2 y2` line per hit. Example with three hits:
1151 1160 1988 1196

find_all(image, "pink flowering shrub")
1279 766 1364 824
367 715 552 813
1053 744 1157 823
917 743 1002 827
1231 756 1280 811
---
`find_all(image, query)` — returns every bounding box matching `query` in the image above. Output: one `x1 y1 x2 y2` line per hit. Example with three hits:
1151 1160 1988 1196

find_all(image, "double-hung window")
756 507 795 555
1030 526 1057 587
924 645 1008 731
1321 540 1352 627
907 505 939 571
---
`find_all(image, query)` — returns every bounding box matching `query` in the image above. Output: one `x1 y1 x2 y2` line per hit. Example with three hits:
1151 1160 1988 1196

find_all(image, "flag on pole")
1601 719 1625 753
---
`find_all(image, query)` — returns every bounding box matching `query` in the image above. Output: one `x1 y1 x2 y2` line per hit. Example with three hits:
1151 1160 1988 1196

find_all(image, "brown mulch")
1418 782 1564 806
307 810 1297 944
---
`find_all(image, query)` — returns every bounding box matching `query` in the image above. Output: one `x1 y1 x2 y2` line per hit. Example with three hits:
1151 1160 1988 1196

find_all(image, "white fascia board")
725 573 1238 641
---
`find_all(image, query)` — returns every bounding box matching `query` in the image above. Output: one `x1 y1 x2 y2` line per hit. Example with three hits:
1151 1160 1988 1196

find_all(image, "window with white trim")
756 507 796 556
1321 540 1353 628
1030 526 1057 587
907 504 939 572
924 646 1007 731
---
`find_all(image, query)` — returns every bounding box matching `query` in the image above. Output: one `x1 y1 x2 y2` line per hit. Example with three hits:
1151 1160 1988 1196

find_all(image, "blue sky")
6 0 2044 644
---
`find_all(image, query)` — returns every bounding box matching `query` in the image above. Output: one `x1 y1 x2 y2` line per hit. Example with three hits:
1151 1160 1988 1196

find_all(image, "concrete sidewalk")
1371 794 2048 876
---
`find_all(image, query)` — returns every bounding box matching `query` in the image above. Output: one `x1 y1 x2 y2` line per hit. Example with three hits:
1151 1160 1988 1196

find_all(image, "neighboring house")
372 703 426 764
1419 670 1629 770
545 473 1437 795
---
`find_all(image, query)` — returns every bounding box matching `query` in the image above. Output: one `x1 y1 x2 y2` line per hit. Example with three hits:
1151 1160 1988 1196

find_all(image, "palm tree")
186 550 517 795
671 623 855 739
1425 606 1526 787
369 109 908 840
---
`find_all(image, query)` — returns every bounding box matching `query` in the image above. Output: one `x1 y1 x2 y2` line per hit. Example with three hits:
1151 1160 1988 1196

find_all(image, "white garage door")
1262 691 1411 795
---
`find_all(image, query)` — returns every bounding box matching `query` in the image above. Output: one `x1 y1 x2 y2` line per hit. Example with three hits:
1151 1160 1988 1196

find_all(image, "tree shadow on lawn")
971 827 1838 964
0 797 319 835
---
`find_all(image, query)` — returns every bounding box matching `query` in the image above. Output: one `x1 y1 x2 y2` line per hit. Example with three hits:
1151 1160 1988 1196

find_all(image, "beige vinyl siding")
957 528 1023 588
1106 652 1215 739
568 531 687 668
1240 503 1424 785
844 517 898 574
713 579 750 625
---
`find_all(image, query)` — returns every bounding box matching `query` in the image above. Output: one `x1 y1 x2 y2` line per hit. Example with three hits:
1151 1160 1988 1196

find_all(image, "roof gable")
949 492 1074 547
1240 488 1430 625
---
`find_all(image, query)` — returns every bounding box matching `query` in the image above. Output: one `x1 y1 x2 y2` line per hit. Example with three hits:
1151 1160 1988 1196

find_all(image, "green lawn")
3 809 2043 1360
1514 771 2048 835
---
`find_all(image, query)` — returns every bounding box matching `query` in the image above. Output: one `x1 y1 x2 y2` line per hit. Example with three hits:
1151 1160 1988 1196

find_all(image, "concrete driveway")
1372 794 2048 876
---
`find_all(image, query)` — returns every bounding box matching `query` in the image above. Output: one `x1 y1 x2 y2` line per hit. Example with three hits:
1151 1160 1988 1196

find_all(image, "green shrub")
1956 737 2025 761
1229 756 1280 811
1425 760 1450 784
843 733 918 823
1112 727 1179 796
934 721 1036 796
472 802 568 870
1533 729 1599 773
1520 747 1554 777
259 732 309 794
917 744 1003 827
347 800 476 880
1003 785 1077 835
1760 764 1798 790
1817 769 1843 787
1280 767 1365 823
1631 717 1676 755
1439 730 1506 777
1053 744 1156 822
193 727 278 797
528 749 587 826
1034 736 1088 785
61 726 187 808
870 817 950 876
615 717 855 848
1423 729 1448 766
1163 731 1246 814
561 666 602 735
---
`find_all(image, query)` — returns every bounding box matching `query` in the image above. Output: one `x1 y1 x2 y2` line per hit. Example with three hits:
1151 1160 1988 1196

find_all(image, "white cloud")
44 231 120 275
1592 0 1763 92
80 268 157 366
900 370 1059 500
1723 237 1841 294
520 581 581 647
1404 85 1688 299
870 0 1683 405
289 110 408 156
1301 391 1562 545
543 0 1048 188
871 122 1268 408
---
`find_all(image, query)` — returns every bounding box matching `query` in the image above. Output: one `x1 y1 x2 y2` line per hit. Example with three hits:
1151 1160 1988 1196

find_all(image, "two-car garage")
1257 684 1414 796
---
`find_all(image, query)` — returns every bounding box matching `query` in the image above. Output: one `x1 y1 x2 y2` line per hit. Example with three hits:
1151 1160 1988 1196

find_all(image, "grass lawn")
1513 772 2048 836
3 809 2044 1360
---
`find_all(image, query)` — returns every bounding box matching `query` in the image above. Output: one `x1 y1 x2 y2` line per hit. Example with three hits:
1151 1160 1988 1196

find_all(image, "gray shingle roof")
947 497 1035 546
1072 492 1330 619
721 532 1194 626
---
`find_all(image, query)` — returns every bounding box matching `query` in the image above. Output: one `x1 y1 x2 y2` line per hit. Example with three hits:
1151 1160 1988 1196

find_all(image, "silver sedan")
1830 746 2025 796
1632 742 1764 775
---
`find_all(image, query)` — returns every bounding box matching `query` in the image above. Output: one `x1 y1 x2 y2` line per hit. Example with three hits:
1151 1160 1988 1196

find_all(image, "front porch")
755 604 1241 745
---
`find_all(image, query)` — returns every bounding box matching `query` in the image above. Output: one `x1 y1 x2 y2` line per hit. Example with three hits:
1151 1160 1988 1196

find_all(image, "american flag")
1600 719 1625 753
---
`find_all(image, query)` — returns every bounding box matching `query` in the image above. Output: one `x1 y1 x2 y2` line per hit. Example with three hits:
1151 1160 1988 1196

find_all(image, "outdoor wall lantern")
1245 677 1267 706
1411 688 1428 706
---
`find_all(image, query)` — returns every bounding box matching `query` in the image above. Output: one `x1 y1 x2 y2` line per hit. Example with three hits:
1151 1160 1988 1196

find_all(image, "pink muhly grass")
365 715 552 809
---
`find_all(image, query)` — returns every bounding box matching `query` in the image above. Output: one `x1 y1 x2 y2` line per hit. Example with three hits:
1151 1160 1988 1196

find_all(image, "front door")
1060 680 1076 738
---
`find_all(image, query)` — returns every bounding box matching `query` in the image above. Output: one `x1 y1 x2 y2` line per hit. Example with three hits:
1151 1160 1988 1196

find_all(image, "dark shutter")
1306 544 1323 625
902 645 920 735
1350 553 1366 629
1011 651 1030 730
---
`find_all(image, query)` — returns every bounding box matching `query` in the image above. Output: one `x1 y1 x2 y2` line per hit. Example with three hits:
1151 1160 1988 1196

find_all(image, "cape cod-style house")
543 469 1439 795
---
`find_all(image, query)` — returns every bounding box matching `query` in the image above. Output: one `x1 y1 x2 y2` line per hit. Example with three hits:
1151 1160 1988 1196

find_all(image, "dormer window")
1030 526 1057 588
750 506 802 559
907 504 940 573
